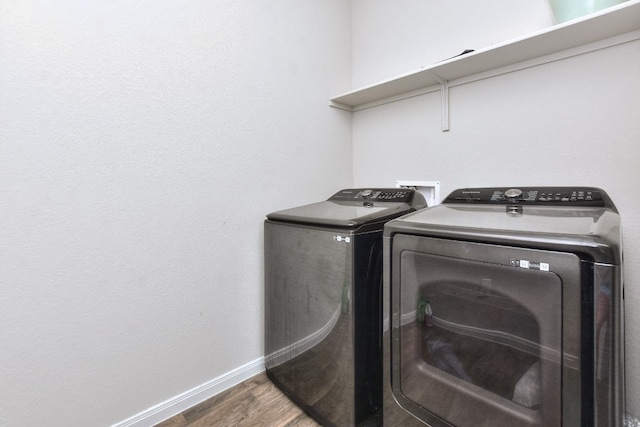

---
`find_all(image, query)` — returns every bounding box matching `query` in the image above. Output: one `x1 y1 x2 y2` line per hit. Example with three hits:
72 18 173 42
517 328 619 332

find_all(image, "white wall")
352 0 640 420
352 0 553 87
0 1 351 426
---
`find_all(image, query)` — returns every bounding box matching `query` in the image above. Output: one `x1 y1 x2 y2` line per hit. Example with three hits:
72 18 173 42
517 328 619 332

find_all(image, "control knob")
504 188 523 201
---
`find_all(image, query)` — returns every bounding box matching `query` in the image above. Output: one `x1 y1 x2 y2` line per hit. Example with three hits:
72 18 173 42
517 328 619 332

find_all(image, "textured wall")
0 1 351 425
351 0 552 87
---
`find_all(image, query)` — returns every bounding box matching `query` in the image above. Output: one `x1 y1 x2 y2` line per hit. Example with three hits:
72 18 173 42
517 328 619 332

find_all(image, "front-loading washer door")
390 234 582 427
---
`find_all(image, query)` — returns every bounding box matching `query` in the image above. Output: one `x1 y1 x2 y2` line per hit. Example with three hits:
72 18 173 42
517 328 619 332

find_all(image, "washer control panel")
329 188 415 202
444 187 613 208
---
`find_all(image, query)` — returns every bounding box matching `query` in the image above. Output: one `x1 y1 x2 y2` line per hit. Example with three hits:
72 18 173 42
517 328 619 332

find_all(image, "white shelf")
330 0 640 112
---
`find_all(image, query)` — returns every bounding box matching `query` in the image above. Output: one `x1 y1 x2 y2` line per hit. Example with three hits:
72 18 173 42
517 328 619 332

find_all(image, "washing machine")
265 188 426 427
382 187 624 427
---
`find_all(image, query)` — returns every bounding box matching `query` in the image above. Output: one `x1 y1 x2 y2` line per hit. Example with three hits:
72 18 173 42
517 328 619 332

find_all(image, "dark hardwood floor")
155 372 321 427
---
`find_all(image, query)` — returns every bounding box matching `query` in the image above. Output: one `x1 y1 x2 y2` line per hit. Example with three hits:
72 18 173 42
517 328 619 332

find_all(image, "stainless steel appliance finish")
383 187 624 427
265 188 426 427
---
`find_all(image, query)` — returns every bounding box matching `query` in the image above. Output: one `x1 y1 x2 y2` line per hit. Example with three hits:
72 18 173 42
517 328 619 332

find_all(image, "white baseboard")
111 357 265 427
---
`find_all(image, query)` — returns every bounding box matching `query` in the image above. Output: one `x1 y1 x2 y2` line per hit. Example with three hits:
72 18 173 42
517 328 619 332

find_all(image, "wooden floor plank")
154 373 321 427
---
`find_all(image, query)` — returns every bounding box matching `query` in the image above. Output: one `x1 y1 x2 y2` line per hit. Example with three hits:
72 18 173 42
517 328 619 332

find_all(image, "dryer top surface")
392 204 619 237
386 187 623 263
266 188 426 228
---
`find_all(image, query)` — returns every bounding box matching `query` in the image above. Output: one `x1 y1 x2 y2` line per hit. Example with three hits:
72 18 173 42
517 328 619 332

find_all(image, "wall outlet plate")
396 180 440 207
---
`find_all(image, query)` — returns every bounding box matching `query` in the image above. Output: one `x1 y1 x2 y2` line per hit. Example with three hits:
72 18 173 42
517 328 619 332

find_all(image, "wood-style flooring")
155 372 321 427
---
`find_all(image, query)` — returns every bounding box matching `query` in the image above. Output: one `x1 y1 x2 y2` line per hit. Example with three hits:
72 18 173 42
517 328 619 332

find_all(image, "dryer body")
382 187 624 427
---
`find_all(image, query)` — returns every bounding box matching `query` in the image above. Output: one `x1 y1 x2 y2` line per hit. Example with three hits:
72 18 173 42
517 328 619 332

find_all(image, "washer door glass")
391 237 567 427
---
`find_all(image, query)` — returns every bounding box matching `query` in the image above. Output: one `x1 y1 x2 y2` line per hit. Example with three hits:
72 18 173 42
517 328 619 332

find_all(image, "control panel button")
505 188 523 199
329 188 415 203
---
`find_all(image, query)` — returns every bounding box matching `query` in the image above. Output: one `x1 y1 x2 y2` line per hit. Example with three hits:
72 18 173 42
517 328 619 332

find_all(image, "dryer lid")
266 188 426 228
385 187 622 264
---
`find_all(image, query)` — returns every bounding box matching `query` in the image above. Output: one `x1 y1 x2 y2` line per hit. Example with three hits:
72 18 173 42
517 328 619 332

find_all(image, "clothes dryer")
383 187 624 427
265 188 426 427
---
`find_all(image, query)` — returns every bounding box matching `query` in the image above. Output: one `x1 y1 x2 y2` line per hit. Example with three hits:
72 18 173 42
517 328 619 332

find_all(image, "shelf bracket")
427 72 450 132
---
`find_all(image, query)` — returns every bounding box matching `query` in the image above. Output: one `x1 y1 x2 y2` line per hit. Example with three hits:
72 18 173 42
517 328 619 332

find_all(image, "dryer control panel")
444 187 615 209
329 188 415 203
